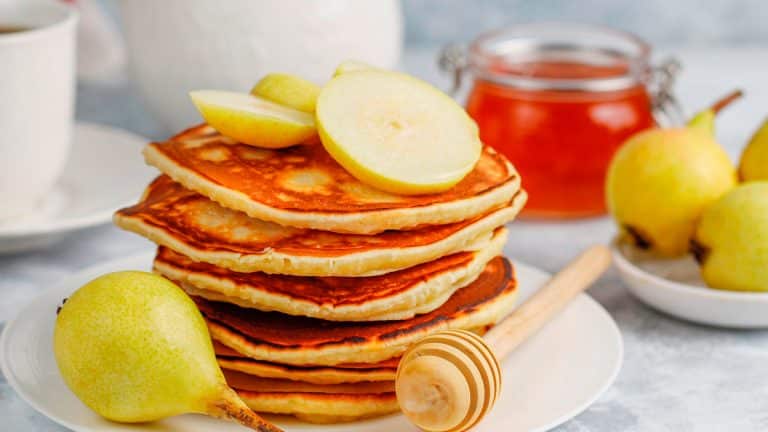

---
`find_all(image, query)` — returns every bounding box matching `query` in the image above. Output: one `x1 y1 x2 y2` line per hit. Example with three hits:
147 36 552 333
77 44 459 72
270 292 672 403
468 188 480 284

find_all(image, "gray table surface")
3 47 768 431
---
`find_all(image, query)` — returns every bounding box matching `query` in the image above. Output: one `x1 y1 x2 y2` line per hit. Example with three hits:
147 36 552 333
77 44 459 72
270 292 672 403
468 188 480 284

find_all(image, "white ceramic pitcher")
117 0 403 134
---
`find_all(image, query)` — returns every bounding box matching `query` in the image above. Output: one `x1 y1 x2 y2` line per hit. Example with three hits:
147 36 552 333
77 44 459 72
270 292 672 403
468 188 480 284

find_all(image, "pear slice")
251 73 320 113
190 90 316 149
333 60 377 77
316 71 482 195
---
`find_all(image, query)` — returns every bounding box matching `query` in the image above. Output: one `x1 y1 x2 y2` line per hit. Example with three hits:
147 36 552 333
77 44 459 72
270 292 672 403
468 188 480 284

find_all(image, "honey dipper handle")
484 245 612 359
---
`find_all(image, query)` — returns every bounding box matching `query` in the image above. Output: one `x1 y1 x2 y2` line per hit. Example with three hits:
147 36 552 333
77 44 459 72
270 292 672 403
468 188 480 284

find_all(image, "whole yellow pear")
607 91 742 256
54 271 279 431
739 118 768 181
691 182 768 291
607 127 737 256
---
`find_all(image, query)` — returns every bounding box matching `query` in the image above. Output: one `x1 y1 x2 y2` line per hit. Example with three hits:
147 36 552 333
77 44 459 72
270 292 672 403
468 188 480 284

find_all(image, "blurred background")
406 0 768 47
95 0 768 47
83 0 767 144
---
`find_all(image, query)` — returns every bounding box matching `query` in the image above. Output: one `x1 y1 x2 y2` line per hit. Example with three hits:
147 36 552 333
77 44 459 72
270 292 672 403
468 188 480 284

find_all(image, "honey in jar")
442 24 682 218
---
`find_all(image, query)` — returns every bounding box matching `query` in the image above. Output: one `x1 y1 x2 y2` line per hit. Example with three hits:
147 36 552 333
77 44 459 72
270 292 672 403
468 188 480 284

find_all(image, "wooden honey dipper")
395 245 612 432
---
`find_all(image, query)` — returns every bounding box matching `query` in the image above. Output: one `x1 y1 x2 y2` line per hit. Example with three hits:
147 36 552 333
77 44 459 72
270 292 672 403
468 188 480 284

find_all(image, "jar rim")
468 23 651 92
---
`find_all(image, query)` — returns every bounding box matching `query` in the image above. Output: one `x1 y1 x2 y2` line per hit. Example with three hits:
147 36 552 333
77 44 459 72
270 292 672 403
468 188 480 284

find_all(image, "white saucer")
0 252 622 432
0 123 156 254
613 240 768 328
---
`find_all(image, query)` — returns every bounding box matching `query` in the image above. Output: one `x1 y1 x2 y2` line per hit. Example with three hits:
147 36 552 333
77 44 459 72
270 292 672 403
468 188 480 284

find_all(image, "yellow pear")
739 118 768 181
607 91 740 256
250 73 320 113
691 182 768 291
54 271 280 431
686 90 743 135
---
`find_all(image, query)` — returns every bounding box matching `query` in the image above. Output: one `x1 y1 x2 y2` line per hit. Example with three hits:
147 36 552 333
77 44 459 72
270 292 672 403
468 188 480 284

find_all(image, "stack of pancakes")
115 124 527 423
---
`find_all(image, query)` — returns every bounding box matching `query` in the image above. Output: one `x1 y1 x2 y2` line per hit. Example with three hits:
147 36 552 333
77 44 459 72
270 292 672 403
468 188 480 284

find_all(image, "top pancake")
143 124 520 234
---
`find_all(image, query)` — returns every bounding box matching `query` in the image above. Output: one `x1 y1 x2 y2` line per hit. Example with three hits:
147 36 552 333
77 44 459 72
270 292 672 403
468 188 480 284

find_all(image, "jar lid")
467 23 651 92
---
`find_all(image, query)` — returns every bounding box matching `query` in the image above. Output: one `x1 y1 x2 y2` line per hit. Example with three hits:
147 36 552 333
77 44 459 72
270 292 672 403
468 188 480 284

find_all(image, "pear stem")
208 387 283 432
709 89 743 115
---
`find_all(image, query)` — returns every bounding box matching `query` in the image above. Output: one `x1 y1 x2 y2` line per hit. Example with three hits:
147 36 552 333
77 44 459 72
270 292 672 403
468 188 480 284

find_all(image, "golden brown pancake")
115 176 525 276
143 124 521 235
218 356 397 385
155 227 507 321
223 370 395 394
221 353 400 423
217 328 495 385
198 257 517 366
215 341 401 369
236 390 398 423
214 341 398 384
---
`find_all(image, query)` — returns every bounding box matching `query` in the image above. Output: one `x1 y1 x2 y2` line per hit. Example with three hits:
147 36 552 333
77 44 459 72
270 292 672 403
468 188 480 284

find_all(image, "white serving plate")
1 253 623 432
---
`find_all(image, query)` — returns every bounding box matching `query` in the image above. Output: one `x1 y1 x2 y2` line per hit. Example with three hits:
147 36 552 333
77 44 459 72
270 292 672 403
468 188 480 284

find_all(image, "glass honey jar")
440 24 683 218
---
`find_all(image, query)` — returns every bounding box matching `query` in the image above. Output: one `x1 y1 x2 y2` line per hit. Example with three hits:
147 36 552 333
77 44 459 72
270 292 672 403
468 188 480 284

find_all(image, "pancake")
143 124 521 234
236 390 398 424
223 370 395 394
215 341 401 369
224 363 399 424
216 327 493 385
156 227 507 321
115 176 525 276
218 355 396 384
215 341 397 384
198 257 517 366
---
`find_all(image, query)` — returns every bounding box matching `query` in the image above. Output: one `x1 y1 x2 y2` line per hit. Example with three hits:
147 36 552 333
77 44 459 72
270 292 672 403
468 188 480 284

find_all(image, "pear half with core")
739 118 768 182
54 271 281 432
251 73 320 113
191 90 315 149
691 182 768 292
607 91 740 256
316 70 482 195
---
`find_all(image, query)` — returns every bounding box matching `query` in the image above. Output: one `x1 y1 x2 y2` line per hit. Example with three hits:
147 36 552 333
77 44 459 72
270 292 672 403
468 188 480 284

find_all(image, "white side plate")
0 122 155 254
613 240 768 328
1 253 623 432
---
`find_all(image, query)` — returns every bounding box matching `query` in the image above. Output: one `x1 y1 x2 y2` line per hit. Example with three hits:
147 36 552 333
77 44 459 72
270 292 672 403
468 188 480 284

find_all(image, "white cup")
0 1 77 222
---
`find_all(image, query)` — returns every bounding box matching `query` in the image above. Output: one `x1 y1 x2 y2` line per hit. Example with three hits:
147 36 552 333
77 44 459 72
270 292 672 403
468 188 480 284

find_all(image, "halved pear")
333 60 377 77
190 90 316 149
251 73 320 113
316 71 482 195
